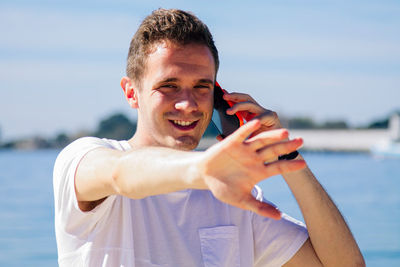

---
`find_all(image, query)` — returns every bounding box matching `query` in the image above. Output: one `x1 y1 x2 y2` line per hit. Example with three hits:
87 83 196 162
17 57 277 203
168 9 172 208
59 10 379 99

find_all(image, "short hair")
126 9 219 85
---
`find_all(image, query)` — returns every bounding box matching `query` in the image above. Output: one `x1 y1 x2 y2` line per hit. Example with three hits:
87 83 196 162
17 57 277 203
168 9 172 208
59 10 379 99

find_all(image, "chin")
173 136 199 151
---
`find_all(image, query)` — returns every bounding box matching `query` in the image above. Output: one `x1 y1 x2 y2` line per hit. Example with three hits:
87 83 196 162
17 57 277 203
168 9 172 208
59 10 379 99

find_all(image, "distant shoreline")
1 129 391 153
198 129 390 153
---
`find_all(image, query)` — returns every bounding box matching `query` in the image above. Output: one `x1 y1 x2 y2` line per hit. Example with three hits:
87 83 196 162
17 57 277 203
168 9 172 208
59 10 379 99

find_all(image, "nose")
174 90 198 113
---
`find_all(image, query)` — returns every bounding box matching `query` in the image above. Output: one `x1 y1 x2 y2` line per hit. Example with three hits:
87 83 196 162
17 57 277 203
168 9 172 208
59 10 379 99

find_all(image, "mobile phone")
211 82 298 160
211 82 244 138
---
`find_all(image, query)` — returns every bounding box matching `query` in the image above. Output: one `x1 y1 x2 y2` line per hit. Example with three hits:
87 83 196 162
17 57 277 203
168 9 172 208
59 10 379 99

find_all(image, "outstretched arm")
224 92 365 267
75 119 304 218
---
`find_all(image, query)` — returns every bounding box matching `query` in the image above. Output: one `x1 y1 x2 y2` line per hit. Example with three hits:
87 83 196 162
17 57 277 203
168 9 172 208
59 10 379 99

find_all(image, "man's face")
135 41 215 150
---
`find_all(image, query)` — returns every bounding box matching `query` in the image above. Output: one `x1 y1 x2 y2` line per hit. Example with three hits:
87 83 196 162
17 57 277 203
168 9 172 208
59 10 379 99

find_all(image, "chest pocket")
198 226 240 267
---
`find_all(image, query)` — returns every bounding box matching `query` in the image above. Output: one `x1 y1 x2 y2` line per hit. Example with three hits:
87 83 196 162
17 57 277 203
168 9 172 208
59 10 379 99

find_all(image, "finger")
258 138 303 162
223 92 256 103
245 129 289 150
227 119 261 142
257 110 279 127
243 195 281 219
264 160 307 177
227 101 265 115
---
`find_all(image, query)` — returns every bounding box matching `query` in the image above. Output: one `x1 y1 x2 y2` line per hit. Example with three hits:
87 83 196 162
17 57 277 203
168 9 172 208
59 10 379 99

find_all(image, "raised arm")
223 92 365 267
75 119 305 217
282 158 365 267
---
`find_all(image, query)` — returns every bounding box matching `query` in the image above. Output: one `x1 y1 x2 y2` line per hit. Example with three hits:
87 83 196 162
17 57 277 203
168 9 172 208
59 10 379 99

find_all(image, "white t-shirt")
53 137 308 267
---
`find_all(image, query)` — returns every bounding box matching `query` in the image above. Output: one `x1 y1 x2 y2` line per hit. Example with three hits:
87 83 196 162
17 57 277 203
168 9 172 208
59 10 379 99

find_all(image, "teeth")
173 120 194 126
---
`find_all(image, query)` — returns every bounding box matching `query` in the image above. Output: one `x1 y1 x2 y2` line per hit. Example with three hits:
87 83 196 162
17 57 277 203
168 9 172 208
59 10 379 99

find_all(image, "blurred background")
0 0 399 266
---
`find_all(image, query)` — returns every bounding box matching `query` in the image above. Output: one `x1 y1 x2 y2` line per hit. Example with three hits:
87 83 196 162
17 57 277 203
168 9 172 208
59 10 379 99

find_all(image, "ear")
121 76 139 108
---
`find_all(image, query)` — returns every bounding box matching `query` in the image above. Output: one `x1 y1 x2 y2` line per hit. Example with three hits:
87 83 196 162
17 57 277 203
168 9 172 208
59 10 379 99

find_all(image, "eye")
157 84 178 93
194 84 212 93
160 84 177 89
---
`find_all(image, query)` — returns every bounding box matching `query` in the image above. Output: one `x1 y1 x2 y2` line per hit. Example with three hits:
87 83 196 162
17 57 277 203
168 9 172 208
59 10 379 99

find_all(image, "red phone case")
215 81 245 126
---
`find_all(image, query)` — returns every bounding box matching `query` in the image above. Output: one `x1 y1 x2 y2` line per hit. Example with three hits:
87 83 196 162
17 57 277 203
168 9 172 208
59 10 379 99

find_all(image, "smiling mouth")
169 120 199 131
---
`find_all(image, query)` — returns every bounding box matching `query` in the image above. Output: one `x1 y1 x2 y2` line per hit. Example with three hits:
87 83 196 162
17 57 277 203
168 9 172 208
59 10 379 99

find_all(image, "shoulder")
53 137 126 223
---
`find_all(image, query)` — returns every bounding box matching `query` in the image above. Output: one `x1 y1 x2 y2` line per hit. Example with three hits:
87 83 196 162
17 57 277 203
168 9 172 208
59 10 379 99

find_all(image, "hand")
199 119 305 219
223 92 282 136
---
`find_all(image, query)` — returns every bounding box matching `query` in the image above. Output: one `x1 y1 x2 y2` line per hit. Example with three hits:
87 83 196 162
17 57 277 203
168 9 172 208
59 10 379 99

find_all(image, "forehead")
144 41 216 81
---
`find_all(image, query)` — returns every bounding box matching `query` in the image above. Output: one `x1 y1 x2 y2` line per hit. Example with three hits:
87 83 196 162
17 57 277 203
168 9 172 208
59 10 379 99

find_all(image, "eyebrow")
197 79 214 86
156 78 214 86
158 78 179 83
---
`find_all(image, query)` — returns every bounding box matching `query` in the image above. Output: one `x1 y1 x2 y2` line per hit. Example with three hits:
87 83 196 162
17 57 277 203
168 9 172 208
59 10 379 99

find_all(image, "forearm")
282 155 364 266
112 147 205 199
76 146 206 202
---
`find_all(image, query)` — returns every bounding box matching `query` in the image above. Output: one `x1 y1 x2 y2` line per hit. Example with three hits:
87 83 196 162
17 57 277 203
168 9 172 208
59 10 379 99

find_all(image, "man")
53 9 364 266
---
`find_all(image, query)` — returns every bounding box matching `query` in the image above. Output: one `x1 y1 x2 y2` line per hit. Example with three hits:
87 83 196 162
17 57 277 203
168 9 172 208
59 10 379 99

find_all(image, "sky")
1 0 399 141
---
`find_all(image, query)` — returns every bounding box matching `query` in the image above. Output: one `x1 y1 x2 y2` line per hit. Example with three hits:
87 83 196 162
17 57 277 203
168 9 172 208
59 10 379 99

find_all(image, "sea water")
0 150 399 266
259 152 400 266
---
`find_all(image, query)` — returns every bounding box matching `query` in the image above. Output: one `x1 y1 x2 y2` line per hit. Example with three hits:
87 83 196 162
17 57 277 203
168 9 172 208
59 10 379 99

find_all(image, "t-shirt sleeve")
251 186 309 267
53 137 119 239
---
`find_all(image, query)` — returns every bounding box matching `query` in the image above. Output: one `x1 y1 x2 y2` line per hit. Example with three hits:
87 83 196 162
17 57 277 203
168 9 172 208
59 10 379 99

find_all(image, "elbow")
111 157 145 200
111 171 145 200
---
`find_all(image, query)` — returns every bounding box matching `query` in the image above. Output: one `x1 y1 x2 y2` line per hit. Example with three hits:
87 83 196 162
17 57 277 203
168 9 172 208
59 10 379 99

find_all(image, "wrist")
281 153 311 181
185 152 208 190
